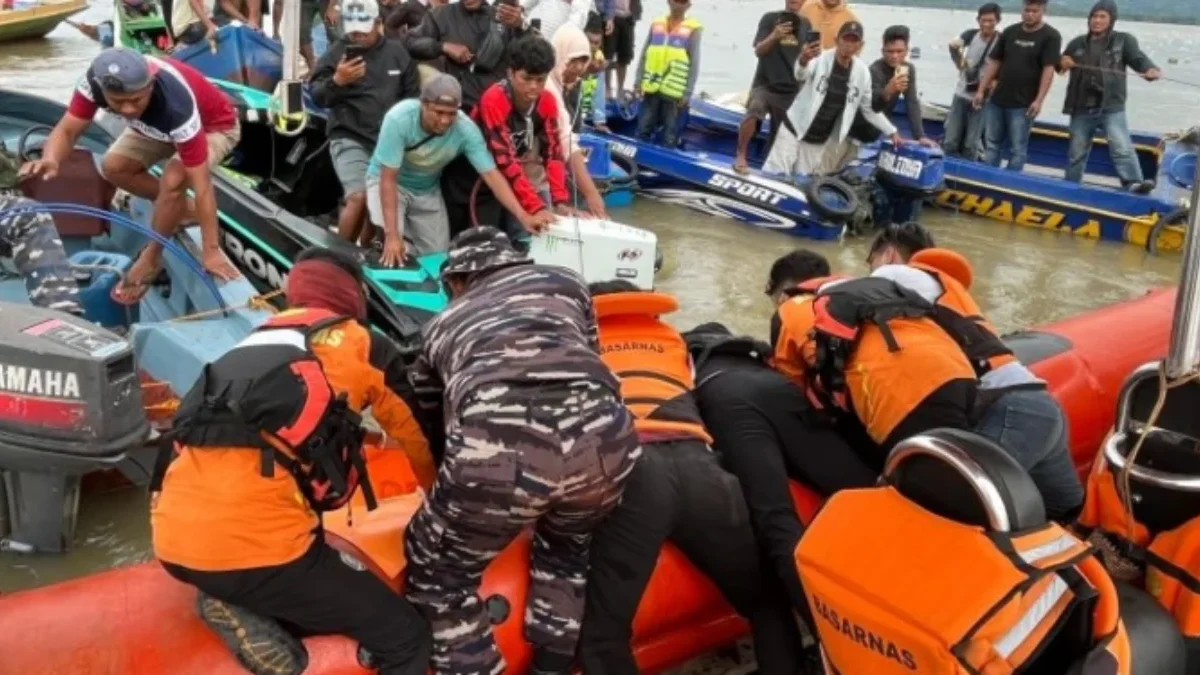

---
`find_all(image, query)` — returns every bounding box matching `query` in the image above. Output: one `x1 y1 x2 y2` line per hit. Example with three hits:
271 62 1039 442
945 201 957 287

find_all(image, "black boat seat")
19 148 115 238
1118 582 1188 675
1106 366 1200 534
885 427 1047 531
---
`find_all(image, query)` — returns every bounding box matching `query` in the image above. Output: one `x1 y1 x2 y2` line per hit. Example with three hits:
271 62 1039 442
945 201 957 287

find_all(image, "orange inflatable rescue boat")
0 288 1178 674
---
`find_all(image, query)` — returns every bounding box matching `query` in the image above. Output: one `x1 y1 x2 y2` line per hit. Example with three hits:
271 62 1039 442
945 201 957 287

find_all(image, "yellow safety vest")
640 15 701 101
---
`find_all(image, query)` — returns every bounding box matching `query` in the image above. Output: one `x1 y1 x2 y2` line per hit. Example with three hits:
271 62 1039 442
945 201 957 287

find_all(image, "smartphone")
531 18 542 32
779 11 803 35
498 0 519 5
345 44 369 59
806 32 821 47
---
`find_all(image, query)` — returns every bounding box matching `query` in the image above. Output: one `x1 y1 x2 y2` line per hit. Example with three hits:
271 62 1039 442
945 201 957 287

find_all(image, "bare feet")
733 157 750 175
111 250 165 305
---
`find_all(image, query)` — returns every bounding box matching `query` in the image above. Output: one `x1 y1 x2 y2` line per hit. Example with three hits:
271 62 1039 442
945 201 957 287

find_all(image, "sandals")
110 248 165 306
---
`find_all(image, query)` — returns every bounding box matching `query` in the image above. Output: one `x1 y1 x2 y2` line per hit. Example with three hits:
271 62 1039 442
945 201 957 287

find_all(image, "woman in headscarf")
546 23 609 219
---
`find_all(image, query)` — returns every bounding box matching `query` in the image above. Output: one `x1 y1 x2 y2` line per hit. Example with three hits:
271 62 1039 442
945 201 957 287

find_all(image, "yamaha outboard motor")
874 142 947 227
0 303 149 553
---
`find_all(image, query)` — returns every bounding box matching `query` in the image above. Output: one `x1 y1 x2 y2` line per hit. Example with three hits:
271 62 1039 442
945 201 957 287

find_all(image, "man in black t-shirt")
973 0 1061 171
733 0 818 175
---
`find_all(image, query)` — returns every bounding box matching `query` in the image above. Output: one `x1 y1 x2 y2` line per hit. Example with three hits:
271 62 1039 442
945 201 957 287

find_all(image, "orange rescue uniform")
594 291 713 445
770 277 978 445
151 308 435 572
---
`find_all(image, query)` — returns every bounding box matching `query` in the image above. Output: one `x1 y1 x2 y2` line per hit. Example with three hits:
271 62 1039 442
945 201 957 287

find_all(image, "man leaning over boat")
19 47 241 303
366 74 553 267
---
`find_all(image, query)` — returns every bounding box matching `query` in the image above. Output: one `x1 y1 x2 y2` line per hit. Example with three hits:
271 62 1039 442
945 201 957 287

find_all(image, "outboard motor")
0 303 149 553
874 142 946 226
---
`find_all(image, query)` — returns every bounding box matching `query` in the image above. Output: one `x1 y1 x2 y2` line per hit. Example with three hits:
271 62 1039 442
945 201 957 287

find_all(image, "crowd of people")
743 0 1164 192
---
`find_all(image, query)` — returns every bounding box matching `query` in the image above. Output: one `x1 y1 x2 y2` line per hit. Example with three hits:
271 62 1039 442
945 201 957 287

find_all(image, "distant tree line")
872 0 1195 26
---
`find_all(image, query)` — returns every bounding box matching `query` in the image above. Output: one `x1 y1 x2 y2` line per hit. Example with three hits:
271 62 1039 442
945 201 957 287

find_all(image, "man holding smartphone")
734 0 815 174
311 0 421 246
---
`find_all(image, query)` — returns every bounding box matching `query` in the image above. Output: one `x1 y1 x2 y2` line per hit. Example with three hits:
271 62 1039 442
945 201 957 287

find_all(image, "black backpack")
152 308 377 512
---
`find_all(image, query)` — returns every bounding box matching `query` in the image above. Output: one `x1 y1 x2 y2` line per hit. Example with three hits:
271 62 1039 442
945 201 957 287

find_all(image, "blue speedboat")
613 92 1196 253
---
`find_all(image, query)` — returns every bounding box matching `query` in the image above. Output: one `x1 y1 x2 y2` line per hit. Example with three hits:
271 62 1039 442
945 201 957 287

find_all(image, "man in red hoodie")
472 36 585 250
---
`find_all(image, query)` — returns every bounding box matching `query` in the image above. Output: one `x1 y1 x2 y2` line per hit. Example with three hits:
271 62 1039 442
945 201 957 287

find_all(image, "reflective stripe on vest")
797 486 1130 674
580 76 598 117
595 291 713 444
640 16 701 100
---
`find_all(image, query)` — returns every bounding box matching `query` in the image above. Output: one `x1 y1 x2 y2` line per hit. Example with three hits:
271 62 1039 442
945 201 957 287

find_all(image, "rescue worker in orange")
150 247 438 675
866 222 1085 521
578 280 807 675
768 249 979 467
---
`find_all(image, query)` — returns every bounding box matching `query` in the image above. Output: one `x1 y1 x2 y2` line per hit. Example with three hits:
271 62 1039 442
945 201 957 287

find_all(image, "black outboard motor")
0 302 149 553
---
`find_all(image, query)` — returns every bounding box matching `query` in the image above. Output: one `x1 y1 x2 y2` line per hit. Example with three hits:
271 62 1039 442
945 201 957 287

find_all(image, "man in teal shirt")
367 75 553 267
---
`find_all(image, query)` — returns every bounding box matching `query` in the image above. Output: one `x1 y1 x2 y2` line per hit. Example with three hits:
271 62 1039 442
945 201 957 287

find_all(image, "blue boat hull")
606 95 1196 252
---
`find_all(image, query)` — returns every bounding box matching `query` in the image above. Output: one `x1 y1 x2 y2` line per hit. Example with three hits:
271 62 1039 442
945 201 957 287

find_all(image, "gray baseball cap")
91 48 152 93
420 73 462 107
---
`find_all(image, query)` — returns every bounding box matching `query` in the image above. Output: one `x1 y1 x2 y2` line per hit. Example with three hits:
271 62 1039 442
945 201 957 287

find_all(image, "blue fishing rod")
0 201 228 312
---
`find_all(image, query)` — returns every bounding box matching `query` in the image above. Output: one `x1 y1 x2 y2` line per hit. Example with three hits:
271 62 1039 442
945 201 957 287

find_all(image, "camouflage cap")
441 225 531 280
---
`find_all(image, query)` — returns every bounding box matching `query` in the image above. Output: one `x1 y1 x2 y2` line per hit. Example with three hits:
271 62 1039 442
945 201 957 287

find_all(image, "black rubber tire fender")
805 176 862 222
1146 207 1189 256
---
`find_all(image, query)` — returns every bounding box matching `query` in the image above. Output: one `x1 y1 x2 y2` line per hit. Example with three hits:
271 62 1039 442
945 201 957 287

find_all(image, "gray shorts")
366 176 451 256
745 86 797 122
330 137 371 196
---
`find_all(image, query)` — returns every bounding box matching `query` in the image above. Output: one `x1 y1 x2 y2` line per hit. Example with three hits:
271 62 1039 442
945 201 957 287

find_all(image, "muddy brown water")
2 0 1199 670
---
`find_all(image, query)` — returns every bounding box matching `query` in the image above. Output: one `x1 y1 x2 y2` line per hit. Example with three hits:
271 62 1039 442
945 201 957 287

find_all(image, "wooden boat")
0 0 87 43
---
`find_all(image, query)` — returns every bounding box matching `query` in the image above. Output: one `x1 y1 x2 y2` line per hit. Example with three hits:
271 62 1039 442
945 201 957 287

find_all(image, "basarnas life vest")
1079 454 1200 649
908 248 1018 377
595 291 713 444
772 275 980 444
798 484 1132 673
151 308 377 514
640 15 701 100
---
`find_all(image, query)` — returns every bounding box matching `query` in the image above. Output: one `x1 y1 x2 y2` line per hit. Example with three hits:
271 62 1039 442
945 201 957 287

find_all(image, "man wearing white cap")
311 0 421 245
367 74 553 267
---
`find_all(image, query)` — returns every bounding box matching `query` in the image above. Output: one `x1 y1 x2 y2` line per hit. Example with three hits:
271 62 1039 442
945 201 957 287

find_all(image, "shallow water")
1 0 1197 608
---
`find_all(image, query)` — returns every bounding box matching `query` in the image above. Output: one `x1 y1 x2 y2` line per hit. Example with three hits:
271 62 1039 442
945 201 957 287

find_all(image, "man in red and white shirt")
21 47 241 302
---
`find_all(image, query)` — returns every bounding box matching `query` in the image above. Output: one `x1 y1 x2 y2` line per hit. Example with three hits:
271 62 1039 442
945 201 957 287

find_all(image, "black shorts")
604 16 636 66
745 86 797 122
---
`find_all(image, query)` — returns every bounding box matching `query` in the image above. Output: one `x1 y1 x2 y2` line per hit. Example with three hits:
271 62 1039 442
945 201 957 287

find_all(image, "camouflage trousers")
0 194 83 316
404 380 641 675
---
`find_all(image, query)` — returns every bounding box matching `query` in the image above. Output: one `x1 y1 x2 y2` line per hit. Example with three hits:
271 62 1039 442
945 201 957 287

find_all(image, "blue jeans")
636 93 683 147
973 387 1084 522
1065 110 1144 185
982 103 1033 171
943 95 985 160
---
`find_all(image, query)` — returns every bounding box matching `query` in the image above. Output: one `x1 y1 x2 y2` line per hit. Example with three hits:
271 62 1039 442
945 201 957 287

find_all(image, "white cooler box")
528 217 658 290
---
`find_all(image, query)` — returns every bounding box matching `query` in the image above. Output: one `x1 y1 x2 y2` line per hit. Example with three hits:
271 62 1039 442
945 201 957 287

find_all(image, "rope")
1118 363 1200 545
1064 62 1200 91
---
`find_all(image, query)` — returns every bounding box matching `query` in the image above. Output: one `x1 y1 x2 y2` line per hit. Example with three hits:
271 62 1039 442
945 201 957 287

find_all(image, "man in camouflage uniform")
404 225 640 675
0 151 84 316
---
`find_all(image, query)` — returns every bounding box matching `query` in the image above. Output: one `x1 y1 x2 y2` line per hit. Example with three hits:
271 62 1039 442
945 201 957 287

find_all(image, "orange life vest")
1080 456 1200 644
909 249 1018 376
595 291 713 444
798 485 1132 674
769 276 977 444
152 308 432 572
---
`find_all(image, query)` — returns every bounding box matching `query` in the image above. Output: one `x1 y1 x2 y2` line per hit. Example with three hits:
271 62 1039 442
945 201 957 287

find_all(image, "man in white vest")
765 21 902 178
